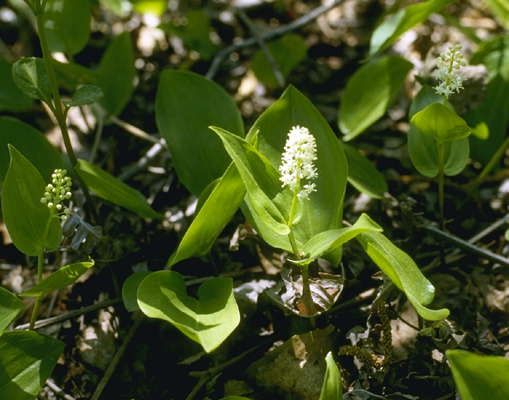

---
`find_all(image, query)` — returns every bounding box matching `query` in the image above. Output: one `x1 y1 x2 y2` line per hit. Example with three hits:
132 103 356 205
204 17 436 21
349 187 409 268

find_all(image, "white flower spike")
279 125 318 199
434 44 467 98
41 169 73 222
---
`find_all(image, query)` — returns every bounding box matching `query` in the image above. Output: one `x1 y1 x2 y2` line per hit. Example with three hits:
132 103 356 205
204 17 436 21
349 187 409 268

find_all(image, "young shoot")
433 44 466 98
41 168 72 222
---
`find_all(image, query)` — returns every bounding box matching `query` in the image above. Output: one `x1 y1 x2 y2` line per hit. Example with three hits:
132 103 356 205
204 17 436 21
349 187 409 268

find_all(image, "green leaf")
339 55 412 141
248 86 348 262
44 0 91 55
20 260 94 297
122 271 150 312
369 0 453 56
11 57 52 103
0 287 23 335
357 231 449 320
411 103 472 143
301 214 382 262
156 70 244 195
53 59 99 92
408 86 469 177
132 0 166 15
75 159 162 219
484 0 509 29
251 34 308 88
1 145 61 256
137 271 240 353
319 351 342 400
66 84 104 107
0 116 63 184
0 331 64 399
97 32 135 116
168 163 245 266
447 349 509 400
0 58 32 112
344 144 388 198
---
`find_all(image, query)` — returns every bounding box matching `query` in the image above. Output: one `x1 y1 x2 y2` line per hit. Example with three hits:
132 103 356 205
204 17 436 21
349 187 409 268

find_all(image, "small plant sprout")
41 169 72 222
433 44 467 98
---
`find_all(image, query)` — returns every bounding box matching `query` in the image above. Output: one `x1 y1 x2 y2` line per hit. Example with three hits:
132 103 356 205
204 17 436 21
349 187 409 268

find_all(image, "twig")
15 297 121 330
206 0 345 79
422 225 509 268
90 318 142 400
89 113 104 163
110 116 160 144
46 379 76 400
236 9 285 87
185 376 208 400
118 138 167 181
468 214 509 244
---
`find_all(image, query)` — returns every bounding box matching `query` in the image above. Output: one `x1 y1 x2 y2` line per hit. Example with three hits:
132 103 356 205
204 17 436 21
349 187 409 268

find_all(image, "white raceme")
434 44 466 98
279 125 318 199
40 169 72 222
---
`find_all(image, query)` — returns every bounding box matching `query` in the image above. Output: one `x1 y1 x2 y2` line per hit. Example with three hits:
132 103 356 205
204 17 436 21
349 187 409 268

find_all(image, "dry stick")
15 297 121 330
206 0 345 79
110 116 160 144
118 138 167 181
90 318 142 400
236 9 285 87
46 379 76 400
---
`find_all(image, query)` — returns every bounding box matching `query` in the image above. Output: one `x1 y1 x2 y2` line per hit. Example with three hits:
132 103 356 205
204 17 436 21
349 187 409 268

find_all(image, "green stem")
436 142 445 231
29 252 44 330
468 135 509 189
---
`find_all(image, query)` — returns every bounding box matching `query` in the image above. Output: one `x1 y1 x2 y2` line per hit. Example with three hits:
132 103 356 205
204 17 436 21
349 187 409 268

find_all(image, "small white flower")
433 44 467 98
279 125 318 199
40 168 73 222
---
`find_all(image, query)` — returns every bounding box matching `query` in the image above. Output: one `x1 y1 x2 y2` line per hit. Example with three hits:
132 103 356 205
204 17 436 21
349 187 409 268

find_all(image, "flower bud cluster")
434 44 467 98
279 125 318 200
40 169 72 222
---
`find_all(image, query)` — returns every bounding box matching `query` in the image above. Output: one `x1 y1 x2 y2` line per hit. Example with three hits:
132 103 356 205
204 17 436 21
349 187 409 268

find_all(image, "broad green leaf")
408 86 469 177
447 349 509 400
211 126 291 247
319 351 342 400
0 331 64 399
251 34 308 88
20 260 94 297
132 0 166 15
411 103 472 143
1 145 61 256
156 70 244 195
0 287 23 335
484 0 509 29
248 86 348 261
357 231 449 320
0 59 32 112
44 0 91 55
75 159 162 219
469 37 509 163
97 32 135 116
339 55 412 141
0 117 63 184
66 84 103 107
168 163 245 266
160 10 217 59
122 271 150 312
11 57 52 103
301 213 382 262
344 144 388 198
53 60 99 92
137 271 240 353
369 0 453 56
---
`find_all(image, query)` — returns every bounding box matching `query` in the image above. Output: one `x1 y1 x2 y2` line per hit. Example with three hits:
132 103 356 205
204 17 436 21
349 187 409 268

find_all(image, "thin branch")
110 116 160 144
15 297 121 330
46 379 76 400
118 138 167 181
206 0 345 79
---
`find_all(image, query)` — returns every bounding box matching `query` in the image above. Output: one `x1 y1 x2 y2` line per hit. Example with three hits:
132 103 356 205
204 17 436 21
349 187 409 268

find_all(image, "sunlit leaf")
0 288 23 335
319 351 342 400
122 271 150 312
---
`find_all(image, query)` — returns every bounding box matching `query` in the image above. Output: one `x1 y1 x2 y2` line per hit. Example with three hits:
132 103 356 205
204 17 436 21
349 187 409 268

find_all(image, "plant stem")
468 135 509 189
29 252 44 330
436 142 445 231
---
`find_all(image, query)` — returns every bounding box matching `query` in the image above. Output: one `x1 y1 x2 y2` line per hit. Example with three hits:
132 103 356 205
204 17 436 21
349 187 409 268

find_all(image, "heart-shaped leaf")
1 145 61 256
344 144 388 198
0 331 64 399
75 159 162 219
339 55 412 141
156 70 244 195
20 260 94 297
0 116 63 184
357 231 449 321
446 349 509 400
137 271 240 353
0 287 23 335
319 351 342 400
11 57 52 103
